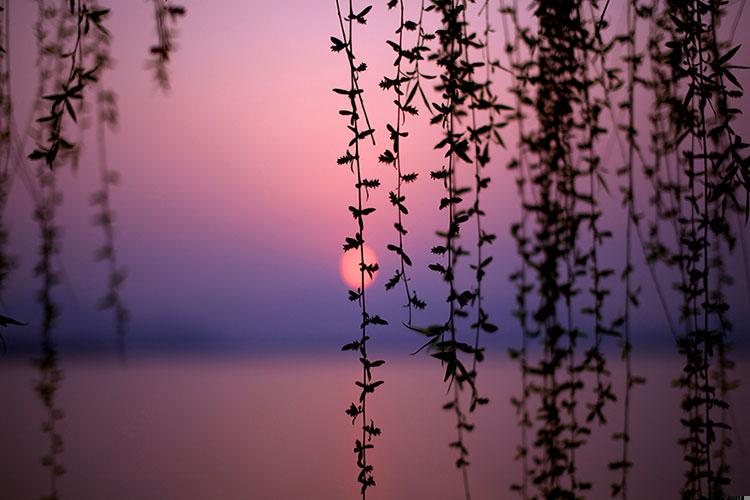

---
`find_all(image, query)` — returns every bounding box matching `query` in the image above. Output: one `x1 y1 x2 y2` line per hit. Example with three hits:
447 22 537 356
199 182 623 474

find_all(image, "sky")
2 0 750 355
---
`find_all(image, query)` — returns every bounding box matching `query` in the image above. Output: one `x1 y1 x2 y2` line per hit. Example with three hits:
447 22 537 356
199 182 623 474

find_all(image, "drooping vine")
29 1 114 494
462 0 501 419
33 165 64 500
579 3 616 437
500 1 533 494
638 0 748 495
0 2 190 493
332 1 386 497
89 25 129 357
608 1 644 496
508 0 621 495
416 1 480 496
705 1 742 485
667 0 746 495
380 0 426 323
148 0 186 91
0 0 22 350
28 0 111 169
28 3 75 495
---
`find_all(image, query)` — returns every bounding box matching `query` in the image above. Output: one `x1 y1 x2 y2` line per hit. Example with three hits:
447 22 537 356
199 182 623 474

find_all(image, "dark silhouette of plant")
635 0 747 496
26 3 78 496
88 23 129 358
462 0 501 423
578 7 616 439
410 1 486 497
148 0 185 91
90 88 129 357
380 0 427 323
401 0 437 113
663 1 745 496
607 2 646 497
0 2 187 495
33 165 65 500
519 2 570 495
332 1 386 497
6 1 750 499
0 0 23 351
499 2 533 495
705 6 746 486
28 0 110 169
504 0 628 496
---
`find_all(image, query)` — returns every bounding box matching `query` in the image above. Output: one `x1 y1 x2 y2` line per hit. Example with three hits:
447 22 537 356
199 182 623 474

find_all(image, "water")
1 354 748 499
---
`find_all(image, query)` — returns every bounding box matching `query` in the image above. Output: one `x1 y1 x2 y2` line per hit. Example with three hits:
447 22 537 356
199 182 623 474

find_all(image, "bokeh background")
1 0 746 354
1 1 749 499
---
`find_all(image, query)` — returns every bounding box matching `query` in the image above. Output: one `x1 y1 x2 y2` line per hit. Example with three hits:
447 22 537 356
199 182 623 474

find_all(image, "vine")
33 165 64 500
28 0 110 169
332 1 386 496
89 22 129 357
644 0 747 495
0 0 22 350
463 0 501 419
507 1 621 495
579 3 616 436
500 1 533 494
29 3 76 495
380 0 427 323
608 1 644 496
148 0 186 91
0 1 188 493
413 1 481 496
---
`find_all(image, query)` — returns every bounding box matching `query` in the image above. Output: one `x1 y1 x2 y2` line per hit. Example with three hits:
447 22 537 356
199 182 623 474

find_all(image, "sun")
340 245 378 289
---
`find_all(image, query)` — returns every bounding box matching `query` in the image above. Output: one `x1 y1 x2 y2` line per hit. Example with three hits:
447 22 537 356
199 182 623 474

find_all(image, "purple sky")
2 0 749 355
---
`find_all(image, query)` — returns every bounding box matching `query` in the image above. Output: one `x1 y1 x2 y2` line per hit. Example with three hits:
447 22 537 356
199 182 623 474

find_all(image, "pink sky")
2 0 749 353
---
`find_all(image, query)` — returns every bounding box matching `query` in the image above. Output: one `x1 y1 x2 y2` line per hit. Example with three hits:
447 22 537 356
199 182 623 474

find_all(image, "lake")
1 353 748 499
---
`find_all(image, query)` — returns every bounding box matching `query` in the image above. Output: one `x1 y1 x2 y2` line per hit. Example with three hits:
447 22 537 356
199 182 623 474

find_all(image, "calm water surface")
1 354 748 499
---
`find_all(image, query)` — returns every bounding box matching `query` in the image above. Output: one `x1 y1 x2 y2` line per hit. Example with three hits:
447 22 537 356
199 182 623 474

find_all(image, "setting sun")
339 245 378 289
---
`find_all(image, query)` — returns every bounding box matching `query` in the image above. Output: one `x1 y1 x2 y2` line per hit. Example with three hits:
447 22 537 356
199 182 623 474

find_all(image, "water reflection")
0 355 747 499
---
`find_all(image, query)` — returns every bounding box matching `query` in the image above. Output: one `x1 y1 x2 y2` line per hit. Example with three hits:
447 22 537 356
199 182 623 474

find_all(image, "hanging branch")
402 0 436 114
706 2 742 487
511 0 574 493
28 3 76 495
511 0 617 496
380 0 426 323
28 0 111 169
558 4 591 493
147 0 186 91
645 2 691 339
500 1 533 495
463 0 502 419
670 3 716 490
708 229 737 489
579 2 617 436
653 2 706 489
92 81 130 358
590 0 680 348
406 1 480 497
332 1 385 497
0 0 24 350
34 166 65 500
655 0 746 494
608 1 646 496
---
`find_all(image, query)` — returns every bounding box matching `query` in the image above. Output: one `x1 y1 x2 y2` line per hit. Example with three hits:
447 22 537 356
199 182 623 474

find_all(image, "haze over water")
1 356 748 499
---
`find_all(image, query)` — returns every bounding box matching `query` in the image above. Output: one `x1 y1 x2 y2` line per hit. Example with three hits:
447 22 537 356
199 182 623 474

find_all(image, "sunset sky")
2 3 750 499
3 0 749 355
